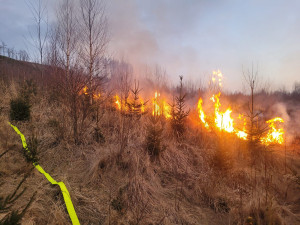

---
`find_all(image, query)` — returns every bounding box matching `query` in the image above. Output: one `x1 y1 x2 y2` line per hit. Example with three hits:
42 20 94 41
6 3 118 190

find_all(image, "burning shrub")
9 97 31 121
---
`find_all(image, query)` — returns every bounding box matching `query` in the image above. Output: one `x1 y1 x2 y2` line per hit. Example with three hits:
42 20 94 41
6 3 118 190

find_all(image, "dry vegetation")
0 64 300 225
1 0 300 224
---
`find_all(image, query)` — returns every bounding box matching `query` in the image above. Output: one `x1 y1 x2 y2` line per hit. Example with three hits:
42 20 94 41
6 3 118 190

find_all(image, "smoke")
269 103 290 124
105 0 300 92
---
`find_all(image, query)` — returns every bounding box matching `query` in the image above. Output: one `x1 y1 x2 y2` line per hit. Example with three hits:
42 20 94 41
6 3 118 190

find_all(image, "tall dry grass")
0 80 299 224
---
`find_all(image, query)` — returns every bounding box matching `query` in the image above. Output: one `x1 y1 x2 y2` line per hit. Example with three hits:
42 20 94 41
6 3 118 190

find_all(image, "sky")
0 0 300 92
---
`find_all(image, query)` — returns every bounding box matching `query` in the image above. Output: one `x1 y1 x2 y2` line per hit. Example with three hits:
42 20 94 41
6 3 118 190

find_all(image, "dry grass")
1 80 300 224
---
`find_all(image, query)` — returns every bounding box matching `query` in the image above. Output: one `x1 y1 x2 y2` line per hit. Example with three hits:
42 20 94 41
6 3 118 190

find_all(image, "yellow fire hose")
9 122 80 225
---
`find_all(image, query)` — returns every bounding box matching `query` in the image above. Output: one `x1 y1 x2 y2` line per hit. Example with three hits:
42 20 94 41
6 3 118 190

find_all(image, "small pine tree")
211 138 232 172
145 116 165 159
170 76 190 138
9 79 36 122
18 79 37 103
9 98 31 121
126 80 145 118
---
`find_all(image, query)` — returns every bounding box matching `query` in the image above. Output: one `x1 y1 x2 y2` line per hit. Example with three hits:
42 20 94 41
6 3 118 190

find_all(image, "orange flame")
163 101 171 119
153 91 161 116
261 117 284 145
198 93 285 144
197 98 209 128
141 99 145 113
152 91 171 119
79 86 101 100
210 92 234 133
79 86 88 95
212 70 223 87
236 114 248 140
115 95 121 110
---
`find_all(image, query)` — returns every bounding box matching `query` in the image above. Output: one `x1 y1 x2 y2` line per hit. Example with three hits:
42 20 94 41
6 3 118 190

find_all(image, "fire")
210 92 234 133
153 91 161 116
198 92 285 144
212 70 223 87
79 86 88 95
115 95 121 110
261 117 284 145
93 93 101 99
197 98 209 128
197 70 285 145
163 102 171 119
236 114 248 140
152 91 171 118
79 86 101 100
141 99 145 113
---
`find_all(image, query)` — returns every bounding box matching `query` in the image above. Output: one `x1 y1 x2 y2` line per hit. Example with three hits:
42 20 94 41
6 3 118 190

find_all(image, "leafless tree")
115 61 132 153
55 0 84 143
26 0 49 64
56 0 78 81
79 0 108 97
1 41 7 56
18 50 30 61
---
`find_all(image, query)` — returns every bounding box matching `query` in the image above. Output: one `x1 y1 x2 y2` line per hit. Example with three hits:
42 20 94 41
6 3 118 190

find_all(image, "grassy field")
0 73 300 225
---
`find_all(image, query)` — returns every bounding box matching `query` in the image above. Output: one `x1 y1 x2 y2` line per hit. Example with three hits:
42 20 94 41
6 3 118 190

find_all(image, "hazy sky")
1 0 300 92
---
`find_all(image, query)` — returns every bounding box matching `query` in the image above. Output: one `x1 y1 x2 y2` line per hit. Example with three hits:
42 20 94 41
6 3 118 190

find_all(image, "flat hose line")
9 122 80 225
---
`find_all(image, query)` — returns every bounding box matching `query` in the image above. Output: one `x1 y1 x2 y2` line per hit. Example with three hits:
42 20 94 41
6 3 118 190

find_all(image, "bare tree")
55 0 84 143
1 41 7 56
79 0 108 97
18 50 30 61
56 0 78 81
26 0 49 64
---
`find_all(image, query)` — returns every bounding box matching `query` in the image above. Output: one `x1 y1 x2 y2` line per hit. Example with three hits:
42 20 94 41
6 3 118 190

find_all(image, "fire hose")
8 122 80 225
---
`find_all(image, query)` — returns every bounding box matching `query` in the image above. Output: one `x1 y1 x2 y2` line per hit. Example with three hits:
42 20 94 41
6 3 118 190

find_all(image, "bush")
9 98 31 121
19 79 37 102
23 135 39 164
145 116 165 159
170 76 189 138
93 127 105 143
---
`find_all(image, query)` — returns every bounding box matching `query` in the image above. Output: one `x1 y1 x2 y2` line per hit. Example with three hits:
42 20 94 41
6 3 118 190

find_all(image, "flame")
197 98 209 128
152 91 171 119
210 92 234 133
236 114 248 140
93 93 101 99
163 101 171 119
79 86 88 95
79 86 101 100
153 91 161 116
212 70 223 87
141 99 145 113
261 117 284 145
115 95 121 110
198 92 285 144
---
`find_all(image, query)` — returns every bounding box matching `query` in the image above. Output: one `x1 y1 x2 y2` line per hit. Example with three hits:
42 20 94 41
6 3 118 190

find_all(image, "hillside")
0 57 300 225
